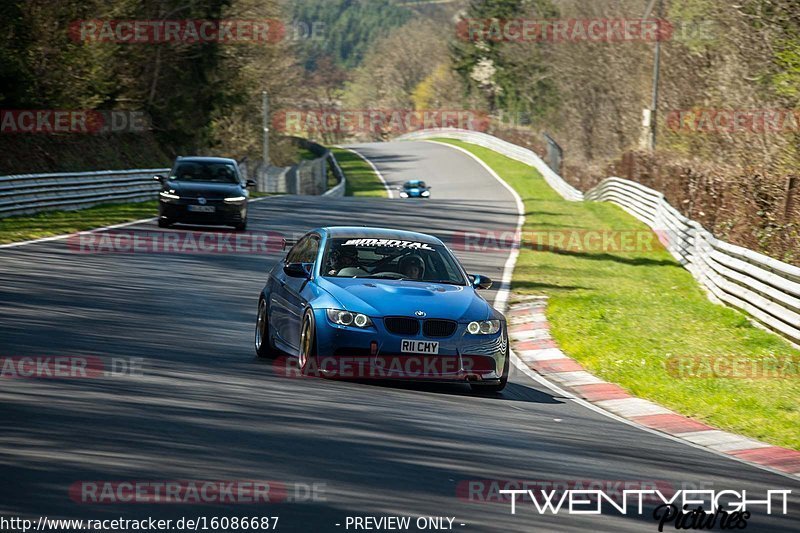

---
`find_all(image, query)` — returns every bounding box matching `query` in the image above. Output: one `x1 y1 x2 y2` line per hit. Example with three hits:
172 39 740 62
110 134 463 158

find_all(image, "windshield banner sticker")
342 239 434 250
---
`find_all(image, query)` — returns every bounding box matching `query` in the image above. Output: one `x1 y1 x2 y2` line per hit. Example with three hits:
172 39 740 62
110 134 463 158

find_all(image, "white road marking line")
423 140 524 314
0 195 273 250
339 146 394 198
0 216 158 249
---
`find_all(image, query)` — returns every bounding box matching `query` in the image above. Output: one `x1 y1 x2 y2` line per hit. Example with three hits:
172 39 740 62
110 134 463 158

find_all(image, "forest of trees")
288 0 413 70
336 0 799 263
0 0 796 261
0 0 298 170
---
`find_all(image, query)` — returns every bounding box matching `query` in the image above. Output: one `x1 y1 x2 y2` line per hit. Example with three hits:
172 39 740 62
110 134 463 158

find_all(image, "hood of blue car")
318 277 492 321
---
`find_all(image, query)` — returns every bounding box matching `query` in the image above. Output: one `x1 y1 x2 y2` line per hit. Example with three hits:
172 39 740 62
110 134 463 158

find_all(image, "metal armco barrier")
249 148 343 196
323 152 346 198
0 168 169 217
398 128 800 345
0 149 347 217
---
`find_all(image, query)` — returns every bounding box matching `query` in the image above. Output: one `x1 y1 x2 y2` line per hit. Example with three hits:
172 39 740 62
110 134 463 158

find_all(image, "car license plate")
401 339 439 355
188 205 215 213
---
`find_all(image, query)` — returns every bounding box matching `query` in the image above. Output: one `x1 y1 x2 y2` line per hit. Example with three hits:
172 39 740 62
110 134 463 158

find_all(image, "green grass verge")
331 147 387 197
296 146 320 162
435 138 800 450
0 201 158 244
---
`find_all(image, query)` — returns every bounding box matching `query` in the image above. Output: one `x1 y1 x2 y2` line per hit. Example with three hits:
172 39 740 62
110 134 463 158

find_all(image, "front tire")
255 298 276 358
158 218 172 228
299 309 318 374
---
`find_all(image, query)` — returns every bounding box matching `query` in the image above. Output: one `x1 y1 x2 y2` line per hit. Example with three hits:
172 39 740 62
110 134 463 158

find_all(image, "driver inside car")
398 254 425 280
328 246 368 277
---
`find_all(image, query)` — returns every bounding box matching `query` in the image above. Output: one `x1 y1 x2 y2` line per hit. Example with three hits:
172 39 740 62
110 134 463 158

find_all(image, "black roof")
175 156 238 164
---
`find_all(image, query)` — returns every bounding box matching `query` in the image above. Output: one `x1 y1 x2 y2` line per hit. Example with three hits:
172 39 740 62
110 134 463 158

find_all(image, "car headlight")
421 190 430 197
399 192 409 198
159 191 180 201
466 319 501 335
326 309 373 328
224 196 247 204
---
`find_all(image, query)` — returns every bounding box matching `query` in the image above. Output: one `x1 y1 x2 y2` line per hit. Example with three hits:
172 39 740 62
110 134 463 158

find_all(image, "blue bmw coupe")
255 227 509 392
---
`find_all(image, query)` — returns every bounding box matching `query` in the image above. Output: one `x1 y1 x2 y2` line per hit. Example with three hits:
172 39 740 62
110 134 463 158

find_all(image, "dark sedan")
155 157 255 231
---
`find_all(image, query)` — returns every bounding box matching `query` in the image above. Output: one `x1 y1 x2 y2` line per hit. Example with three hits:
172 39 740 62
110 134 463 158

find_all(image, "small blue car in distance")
255 227 509 392
399 180 431 198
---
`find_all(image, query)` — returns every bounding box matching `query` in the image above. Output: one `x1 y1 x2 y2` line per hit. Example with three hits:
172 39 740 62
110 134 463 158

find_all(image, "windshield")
321 237 466 285
405 181 425 189
171 161 239 184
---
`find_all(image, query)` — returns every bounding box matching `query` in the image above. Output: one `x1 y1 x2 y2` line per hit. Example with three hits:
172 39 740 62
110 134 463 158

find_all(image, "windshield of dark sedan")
321 237 466 285
171 161 239 184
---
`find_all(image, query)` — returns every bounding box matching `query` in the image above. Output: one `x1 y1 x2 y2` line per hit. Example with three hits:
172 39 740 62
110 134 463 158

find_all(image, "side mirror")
153 175 166 184
470 274 493 290
284 262 310 278
245 179 257 188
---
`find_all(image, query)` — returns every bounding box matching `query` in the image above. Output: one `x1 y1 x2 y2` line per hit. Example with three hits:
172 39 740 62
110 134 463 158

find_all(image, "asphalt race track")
0 141 798 532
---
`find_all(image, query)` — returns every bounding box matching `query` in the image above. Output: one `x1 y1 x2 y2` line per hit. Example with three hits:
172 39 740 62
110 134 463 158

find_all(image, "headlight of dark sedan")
466 319 501 335
326 309 373 328
223 196 247 205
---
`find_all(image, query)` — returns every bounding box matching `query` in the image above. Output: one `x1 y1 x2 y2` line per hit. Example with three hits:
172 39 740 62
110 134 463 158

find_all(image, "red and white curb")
508 295 800 480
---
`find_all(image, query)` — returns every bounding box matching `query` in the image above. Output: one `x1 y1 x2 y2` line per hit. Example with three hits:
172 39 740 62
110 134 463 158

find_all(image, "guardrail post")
543 133 563 175
785 176 798 221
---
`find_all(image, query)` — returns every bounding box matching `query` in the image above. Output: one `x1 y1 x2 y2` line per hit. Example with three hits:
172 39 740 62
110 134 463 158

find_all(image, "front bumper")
312 309 508 382
159 198 246 226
